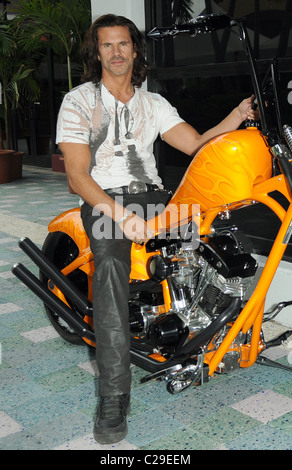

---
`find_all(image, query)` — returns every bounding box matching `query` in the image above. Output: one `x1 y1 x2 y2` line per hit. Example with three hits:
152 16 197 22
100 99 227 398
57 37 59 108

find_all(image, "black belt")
105 182 161 195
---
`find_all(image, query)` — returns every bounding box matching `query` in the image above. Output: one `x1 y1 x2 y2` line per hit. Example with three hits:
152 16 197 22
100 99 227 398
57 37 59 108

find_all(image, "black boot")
93 394 130 444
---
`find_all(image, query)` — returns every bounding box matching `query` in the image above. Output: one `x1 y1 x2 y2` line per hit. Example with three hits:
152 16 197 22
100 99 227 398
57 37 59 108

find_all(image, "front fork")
206 201 292 375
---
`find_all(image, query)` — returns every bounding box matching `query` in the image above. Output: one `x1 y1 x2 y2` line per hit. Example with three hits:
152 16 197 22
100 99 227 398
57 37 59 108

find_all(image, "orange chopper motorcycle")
13 14 292 393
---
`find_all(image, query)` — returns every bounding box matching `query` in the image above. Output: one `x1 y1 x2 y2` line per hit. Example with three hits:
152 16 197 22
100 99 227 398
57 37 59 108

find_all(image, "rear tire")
40 231 89 345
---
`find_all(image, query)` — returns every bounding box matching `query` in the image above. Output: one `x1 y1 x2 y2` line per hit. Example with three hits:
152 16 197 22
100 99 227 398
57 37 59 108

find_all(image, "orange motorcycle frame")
47 126 292 377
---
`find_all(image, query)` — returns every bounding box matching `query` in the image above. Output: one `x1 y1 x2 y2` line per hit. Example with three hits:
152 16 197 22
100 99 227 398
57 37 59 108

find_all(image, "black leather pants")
81 190 170 397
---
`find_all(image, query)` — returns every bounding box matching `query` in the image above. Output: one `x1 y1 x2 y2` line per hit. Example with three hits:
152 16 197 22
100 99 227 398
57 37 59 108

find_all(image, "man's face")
97 26 137 79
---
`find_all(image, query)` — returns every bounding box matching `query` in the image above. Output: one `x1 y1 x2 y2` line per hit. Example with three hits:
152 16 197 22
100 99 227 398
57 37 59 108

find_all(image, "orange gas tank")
170 127 273 212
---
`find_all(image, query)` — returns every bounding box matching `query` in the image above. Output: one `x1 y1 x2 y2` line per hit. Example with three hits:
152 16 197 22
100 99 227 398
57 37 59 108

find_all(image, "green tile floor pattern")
0 166 292 450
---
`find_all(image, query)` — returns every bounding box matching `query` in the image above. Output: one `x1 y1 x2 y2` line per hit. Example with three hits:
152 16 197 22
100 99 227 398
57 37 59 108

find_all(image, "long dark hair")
81 14 151 88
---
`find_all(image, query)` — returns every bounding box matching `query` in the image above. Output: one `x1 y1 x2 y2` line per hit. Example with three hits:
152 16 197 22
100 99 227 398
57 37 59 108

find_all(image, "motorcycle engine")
129 230 257 356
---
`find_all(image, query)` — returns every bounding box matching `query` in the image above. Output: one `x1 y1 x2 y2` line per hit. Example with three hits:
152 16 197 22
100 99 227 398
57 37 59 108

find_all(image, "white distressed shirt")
56 82 184 190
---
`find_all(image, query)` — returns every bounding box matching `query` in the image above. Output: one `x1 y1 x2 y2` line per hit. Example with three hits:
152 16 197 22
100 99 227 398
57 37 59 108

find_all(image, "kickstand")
256 355 292 372
264 330 292 349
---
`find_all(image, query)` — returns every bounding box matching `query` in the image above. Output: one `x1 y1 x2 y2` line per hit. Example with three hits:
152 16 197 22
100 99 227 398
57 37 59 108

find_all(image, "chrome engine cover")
129 232 257 353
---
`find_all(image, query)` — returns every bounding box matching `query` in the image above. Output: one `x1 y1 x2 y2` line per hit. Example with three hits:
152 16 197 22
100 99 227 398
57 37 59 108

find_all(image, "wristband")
116 210 133 224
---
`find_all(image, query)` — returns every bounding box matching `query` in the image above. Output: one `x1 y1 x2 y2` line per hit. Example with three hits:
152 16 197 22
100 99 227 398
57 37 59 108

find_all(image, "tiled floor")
1 166 292 450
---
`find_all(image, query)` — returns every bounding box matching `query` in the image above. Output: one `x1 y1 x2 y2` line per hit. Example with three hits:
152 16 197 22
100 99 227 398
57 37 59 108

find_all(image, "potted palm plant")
0 9 40 183
14 0 91 173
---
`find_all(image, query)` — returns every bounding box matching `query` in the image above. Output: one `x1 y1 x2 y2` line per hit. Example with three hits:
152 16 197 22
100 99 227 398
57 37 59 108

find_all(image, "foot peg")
141 355 208 394
141 364 182 383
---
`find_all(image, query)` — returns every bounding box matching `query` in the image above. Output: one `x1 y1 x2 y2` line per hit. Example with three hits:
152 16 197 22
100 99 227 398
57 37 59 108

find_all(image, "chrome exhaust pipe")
18 237 92 316
12 263 95 342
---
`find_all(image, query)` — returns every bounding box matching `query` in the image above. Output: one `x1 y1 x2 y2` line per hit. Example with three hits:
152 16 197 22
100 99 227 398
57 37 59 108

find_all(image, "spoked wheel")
40 231 89 345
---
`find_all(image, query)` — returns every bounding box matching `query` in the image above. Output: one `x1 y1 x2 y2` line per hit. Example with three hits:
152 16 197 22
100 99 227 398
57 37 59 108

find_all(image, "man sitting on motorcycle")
56 13 257 445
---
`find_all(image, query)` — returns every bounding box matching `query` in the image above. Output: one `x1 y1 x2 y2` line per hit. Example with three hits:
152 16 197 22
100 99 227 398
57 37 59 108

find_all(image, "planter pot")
0 150 13 184
12 151 24 180
51 153 65 173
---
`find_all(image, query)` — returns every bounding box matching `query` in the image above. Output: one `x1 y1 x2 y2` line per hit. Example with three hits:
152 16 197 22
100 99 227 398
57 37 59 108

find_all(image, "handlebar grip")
147 13 232 39
251 99 258 110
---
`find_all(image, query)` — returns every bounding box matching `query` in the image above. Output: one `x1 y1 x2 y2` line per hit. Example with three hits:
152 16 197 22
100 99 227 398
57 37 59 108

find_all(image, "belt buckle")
128 181 148 194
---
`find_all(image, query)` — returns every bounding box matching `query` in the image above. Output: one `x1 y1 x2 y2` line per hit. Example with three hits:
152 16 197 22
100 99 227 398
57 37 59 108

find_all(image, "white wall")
90 0 145 32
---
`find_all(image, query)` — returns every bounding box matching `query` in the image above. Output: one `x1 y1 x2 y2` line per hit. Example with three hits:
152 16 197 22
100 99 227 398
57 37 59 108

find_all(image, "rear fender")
47 208 160 283
48 208 90 254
